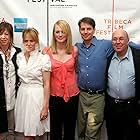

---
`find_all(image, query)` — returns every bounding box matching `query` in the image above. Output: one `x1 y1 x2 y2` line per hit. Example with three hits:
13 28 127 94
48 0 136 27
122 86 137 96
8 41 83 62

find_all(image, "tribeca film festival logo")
95 18 132 36
95 0 133 36
50 0 78 8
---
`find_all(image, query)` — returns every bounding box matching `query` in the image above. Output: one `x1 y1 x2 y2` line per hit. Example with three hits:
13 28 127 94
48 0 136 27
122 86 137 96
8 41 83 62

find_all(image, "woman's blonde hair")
51 20 73 54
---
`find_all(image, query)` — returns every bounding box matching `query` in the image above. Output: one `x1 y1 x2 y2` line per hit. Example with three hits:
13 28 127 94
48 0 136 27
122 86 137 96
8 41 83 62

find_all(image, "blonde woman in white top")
14 28 51 140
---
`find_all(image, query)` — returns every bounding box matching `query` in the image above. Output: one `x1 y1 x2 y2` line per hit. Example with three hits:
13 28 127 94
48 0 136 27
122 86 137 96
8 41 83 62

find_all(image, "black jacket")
105 47 140 117
0 46 21 133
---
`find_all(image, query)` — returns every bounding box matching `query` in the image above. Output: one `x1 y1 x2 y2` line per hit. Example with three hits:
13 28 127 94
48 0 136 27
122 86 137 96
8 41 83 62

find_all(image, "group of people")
0 17 140 140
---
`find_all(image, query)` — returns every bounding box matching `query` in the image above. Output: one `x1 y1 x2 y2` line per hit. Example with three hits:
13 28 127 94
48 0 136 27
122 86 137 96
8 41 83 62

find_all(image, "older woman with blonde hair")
43 20 79 140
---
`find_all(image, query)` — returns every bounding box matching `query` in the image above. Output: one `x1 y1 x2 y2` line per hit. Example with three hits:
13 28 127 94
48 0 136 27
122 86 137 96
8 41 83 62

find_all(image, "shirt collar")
112 46 131 61
82 36 97 48
0 45 16 55
23 48 39 57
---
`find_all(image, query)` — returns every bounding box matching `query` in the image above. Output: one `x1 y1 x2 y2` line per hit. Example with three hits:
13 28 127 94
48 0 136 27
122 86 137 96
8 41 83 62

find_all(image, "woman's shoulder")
38 52 51 70
39 51 50 60
17 51 23 58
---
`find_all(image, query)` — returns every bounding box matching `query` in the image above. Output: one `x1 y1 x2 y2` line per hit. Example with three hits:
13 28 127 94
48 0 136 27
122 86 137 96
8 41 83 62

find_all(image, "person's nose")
84 29 88 33
116 39 120 43
59 31 63 36
27 41 31 45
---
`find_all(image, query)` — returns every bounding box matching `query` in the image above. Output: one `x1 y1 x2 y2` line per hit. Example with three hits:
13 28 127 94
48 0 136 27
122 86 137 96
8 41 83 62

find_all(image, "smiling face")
54 24 67 43
79 22 95 43
0 29 11 49
51 20 72 54
112 29 129 57
0 22 13 50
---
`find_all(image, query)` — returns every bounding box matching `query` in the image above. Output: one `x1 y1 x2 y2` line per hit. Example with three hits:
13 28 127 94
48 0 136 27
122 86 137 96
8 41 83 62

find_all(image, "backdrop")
49 0 140 44
0 0 47 49
0 0 140 48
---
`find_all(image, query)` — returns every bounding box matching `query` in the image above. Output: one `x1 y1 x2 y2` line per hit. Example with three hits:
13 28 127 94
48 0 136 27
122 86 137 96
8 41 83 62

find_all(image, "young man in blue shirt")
76 17 113 140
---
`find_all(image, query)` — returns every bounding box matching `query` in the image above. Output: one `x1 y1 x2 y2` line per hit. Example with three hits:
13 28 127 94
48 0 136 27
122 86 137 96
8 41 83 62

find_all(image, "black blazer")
105 46 140 117
0 46 21 133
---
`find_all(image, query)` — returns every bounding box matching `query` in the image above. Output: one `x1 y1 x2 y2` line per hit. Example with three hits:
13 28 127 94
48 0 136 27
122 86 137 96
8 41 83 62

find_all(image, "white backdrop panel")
0 0 47 49
49 0 140 44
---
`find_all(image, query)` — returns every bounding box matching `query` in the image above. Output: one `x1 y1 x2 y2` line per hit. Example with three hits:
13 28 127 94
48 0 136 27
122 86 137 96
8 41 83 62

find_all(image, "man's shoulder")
129 41 140 49
75 42 83 49
75 42 83 45
93 38 112 46
101 39 112 44
130 46 140 57
75 38 112 46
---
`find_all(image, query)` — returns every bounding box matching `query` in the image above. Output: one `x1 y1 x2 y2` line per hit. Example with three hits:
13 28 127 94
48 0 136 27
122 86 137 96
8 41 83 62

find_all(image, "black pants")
105 96 140 140
49 95 79 140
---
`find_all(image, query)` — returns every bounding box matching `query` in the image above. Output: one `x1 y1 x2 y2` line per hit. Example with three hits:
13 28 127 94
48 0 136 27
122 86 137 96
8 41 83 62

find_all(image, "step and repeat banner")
0 0 47 49
0 0 140 48
48 0 140 44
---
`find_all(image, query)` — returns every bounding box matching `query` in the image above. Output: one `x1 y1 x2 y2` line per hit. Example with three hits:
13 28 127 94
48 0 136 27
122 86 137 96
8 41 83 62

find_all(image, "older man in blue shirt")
105 29 140 140
76 17 140 140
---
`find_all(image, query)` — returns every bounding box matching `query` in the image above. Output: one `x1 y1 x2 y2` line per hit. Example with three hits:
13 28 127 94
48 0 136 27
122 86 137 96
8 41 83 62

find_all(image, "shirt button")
87 49 89 51
86 57 88 59
87 74 88 76
86 66 88 68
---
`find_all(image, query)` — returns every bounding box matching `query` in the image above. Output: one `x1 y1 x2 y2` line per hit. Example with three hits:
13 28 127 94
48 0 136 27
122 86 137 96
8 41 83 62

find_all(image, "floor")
15 121 107 140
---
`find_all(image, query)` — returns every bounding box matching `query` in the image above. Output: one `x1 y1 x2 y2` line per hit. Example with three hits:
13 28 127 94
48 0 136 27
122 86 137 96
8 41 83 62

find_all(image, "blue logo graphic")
14 18 27 32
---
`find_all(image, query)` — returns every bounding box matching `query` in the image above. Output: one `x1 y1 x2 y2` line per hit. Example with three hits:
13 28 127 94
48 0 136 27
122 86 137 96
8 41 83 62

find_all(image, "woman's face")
54 24 67 43
0 29 11 48
23 33 36 53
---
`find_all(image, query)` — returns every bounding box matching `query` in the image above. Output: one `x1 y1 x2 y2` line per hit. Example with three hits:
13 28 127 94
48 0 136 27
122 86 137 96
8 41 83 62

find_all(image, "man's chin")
83 37 92 41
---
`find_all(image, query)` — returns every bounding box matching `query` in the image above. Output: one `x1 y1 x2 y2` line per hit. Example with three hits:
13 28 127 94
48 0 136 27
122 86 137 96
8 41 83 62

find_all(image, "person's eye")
55 31 59 34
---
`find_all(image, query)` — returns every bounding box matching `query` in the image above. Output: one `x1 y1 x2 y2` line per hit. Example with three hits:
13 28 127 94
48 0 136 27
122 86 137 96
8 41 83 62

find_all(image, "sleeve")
41 54 51 72
16 52 22 66
129 41 140 49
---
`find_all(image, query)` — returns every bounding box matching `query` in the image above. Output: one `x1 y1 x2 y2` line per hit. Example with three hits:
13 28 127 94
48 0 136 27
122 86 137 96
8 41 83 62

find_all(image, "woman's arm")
40 71 51 121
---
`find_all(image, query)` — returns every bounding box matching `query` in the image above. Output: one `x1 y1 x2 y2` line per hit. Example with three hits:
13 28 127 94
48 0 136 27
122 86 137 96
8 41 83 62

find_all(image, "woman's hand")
40 106 48 121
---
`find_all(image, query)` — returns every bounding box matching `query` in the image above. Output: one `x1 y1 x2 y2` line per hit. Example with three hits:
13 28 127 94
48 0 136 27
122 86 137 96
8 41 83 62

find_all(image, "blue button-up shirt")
107 47 135 99
76 37 113 90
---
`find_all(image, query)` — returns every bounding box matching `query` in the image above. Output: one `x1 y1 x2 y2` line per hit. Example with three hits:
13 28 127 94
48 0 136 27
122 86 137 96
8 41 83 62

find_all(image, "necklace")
0 47 11 79
0 47 11 61
5 62 10 79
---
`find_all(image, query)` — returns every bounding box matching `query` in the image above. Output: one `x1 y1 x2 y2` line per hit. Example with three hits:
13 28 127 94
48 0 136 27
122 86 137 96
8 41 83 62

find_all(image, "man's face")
112 29 129 55
79 22 95 42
